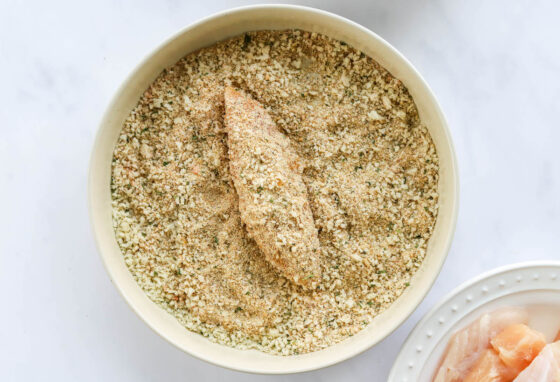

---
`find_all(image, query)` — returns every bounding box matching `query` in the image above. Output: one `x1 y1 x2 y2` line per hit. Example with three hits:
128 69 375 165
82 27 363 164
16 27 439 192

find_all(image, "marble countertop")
2 0 559 380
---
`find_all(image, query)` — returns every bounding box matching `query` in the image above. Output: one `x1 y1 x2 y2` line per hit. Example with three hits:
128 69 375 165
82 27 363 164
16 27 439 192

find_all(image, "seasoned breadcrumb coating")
111 29 439 355
224 87 322 289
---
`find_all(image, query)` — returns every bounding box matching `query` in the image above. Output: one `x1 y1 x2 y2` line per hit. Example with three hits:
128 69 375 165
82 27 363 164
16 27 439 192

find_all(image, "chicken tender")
224 87 322 289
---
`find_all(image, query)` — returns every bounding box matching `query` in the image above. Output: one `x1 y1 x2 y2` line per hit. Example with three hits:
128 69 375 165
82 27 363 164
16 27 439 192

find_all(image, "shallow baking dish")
89 4 459 373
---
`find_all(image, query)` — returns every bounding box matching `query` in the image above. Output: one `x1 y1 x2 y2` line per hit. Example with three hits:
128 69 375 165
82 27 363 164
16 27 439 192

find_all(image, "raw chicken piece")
433 307 529 382
224 87 322 289
513 341 560 382
491 323 546 372
463 349 517 382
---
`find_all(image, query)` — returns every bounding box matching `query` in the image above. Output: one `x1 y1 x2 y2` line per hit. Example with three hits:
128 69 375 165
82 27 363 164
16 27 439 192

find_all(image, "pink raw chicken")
491 323 546 373
513 341 560 382
433 307 529 382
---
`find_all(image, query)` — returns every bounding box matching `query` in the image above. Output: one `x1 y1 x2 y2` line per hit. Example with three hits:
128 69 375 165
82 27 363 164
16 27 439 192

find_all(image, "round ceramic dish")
389 261 560 382
89 5 459 374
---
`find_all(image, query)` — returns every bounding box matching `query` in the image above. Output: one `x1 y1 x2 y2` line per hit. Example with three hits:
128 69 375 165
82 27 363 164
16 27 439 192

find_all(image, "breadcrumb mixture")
111 30 439 355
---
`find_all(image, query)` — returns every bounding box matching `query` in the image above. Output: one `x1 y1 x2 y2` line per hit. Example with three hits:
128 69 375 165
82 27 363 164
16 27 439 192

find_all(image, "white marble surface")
1 0 559 380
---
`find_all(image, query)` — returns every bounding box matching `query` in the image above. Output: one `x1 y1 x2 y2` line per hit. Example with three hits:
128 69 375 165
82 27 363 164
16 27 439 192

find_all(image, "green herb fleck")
242 34 251 51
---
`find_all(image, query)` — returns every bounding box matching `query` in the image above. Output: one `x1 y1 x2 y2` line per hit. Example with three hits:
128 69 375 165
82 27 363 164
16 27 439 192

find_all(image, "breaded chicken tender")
224 87 322 289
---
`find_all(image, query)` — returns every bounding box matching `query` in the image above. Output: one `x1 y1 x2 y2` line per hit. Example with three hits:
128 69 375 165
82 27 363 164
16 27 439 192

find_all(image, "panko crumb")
111 30 439 355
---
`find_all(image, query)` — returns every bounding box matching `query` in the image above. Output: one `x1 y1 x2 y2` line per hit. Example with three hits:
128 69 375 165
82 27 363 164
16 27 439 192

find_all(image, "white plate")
389 261 560 382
